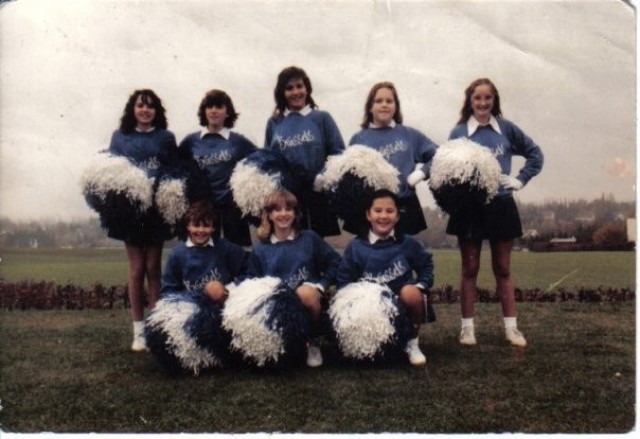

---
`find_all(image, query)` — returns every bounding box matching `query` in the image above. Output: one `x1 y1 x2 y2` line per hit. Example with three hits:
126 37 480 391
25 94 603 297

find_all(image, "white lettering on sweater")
285 266 309 290
492 144 506 158
274 130 315 150
378 140 408 160
361 260 409 285
183 268 222 292
138 156 160 171
195 150 232 168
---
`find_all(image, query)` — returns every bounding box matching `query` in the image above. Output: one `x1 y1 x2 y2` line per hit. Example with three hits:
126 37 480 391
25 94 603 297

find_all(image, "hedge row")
0 281 634 311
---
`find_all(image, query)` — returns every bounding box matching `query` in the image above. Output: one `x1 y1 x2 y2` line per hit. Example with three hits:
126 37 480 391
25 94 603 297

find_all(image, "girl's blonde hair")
256 189 303 242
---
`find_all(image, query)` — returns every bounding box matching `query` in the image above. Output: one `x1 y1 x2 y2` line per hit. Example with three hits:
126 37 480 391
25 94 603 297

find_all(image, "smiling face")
284 77 308 111
370 87 397 127
366 196 399 238
186 219 214 246
268 199 296 235
470 84 495 124
205 104 228 132
133 95 156 130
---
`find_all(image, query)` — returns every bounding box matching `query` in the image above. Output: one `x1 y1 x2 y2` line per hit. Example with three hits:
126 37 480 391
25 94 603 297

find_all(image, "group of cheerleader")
82 66 543 374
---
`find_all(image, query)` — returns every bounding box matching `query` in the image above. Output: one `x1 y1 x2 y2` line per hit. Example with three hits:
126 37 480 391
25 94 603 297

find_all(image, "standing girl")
448 78 543 347
247 189 342 367
264 66 345 237
348 81 438 236
178 89 257 246
108 89 178 351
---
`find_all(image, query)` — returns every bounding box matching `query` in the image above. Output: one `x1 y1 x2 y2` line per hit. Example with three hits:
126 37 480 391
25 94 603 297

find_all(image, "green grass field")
0 249 636 433
0 302 634 433
0 248 635 291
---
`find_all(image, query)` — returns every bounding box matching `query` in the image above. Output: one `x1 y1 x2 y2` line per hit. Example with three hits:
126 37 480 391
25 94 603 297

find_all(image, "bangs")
184 201 216 226
190 214 214 226
265 191 298 211
139 93 156 107
203 93 228 108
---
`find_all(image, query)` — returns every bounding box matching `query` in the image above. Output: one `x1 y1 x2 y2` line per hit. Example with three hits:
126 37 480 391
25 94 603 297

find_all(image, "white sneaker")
405 338 426 367
459 326 477 345
306 344 323 367
505 327 527 347
131 334 148 352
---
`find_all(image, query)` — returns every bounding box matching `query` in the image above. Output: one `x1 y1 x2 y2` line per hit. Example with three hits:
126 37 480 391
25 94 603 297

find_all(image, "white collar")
284 105 312 117
186 237 214 247
135 126 156 133
270 231 297 244
369 120 397 129
200 127 231 140
467 115 501 136
368 230 396 245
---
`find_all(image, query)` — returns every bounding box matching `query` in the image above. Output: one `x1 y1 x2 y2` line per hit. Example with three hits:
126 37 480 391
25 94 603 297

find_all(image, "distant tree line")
0 218 121 249
519 193 633 239
413 193 634 251
0 194 635 250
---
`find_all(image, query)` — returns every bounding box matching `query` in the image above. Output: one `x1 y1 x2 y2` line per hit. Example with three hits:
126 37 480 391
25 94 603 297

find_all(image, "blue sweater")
161 238 249 295
265 110 345 184
449 119 544 197
178 131 257 204
248 230 342 291
108 129 177 179
349 125 437 198
337 234 434 294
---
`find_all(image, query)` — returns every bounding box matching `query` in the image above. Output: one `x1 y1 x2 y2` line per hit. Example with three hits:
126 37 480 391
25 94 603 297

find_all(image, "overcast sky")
0 0 635 222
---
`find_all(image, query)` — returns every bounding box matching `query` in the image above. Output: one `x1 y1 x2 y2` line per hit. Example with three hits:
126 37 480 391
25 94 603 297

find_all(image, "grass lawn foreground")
0 302 635 434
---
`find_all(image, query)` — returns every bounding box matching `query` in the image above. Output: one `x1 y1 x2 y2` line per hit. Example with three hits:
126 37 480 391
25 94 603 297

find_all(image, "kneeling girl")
337 189 434 366
247 189 342 367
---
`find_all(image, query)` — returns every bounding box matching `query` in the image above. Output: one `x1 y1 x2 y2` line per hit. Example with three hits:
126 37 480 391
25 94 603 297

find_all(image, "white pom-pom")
81 152 153 211
329 281 399 360
315 145 400 193
146 296 219 374
221 277 284 366
428 137 501 202
229 161 281 218
155 178 188 225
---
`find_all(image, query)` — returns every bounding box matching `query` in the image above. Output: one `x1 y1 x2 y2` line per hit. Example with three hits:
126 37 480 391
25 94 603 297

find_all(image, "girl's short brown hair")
197 89 239 128
183 200 217 228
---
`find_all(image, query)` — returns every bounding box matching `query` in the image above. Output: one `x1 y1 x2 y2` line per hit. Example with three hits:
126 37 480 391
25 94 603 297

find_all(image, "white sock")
461 318 474 328
503 317 517 329
133 320 145 336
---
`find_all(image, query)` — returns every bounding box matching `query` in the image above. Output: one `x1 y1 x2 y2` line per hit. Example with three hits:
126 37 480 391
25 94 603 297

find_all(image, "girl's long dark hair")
456 78 502 125
360 81 403 129
119 89 168 134
273 66 317 118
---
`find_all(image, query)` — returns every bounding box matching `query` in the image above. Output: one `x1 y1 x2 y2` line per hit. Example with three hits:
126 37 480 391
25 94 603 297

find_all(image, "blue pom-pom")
154 160 212 239
313 145 400 230
328 282 412 363
428 138 501 216
263 285 311 367
146 292 231 375
222 277 310 368
230 150 303 221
